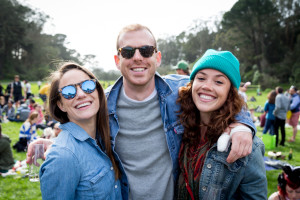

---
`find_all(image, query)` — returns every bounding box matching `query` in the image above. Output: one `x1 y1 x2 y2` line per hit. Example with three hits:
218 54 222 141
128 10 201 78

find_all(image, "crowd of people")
1 23 300 199
0 76 61 173
259 85 300 147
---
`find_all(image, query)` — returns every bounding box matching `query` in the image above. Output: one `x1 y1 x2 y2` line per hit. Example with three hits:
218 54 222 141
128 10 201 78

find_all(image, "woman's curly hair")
177 80 245 146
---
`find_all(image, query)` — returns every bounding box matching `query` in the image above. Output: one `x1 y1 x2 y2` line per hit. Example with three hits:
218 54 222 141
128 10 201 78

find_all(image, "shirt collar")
60 122 90 141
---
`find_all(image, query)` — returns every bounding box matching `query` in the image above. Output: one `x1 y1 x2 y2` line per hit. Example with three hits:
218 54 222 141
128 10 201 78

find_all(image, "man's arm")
273 97 280 116
226 108 256 163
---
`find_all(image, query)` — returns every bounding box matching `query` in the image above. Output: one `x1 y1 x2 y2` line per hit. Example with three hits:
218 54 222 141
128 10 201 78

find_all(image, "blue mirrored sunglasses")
58 79 97 100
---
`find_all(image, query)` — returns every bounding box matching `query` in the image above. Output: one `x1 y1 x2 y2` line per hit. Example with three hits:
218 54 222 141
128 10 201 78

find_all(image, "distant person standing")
174 60 190 75
238 81 251 103
24 80 32 99
39 83 50 110
10 75 23 108
263 90 277 135
273 86 290 146
4 83 11 103
37 80 41 90
288 85 300 142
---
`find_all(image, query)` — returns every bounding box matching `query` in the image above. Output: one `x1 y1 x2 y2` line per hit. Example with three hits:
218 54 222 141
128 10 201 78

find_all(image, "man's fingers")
226 131 253 163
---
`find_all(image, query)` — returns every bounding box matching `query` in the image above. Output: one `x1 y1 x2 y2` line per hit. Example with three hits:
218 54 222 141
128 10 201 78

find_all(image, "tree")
221 0 281 73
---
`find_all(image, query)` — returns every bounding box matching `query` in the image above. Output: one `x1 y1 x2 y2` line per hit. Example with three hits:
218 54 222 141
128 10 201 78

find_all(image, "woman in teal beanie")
176 49 267 199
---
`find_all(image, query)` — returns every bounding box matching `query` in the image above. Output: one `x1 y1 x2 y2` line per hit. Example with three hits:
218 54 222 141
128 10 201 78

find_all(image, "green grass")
247 88 300 197
1 84 299 199
0 122 43 200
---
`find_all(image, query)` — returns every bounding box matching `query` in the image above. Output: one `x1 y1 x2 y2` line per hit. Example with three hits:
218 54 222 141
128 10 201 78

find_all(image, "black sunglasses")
118 45 157 59
58 79 97 100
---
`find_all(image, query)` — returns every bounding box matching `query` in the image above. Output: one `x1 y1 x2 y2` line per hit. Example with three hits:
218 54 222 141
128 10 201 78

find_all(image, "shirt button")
207 164 212 169
115 185 118 189
110 167 113 170
202 186 207 191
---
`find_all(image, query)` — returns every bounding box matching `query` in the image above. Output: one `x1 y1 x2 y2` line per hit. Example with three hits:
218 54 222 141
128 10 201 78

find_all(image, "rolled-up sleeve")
235 108 257 136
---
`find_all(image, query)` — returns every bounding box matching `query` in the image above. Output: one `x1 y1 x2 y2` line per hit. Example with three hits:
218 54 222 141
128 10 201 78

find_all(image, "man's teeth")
200 94 214 100
132 68 145 72
76 102 91 109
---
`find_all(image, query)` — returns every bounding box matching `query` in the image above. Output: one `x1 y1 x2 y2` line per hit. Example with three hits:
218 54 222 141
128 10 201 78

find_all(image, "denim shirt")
40 122 121 200
290 93 300 113
199 136 267 199
105 73 256 200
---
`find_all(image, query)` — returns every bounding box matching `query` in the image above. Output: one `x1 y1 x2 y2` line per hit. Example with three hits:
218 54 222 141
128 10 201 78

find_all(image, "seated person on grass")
269 164 300 200
0 124 15 173
13 111 39 152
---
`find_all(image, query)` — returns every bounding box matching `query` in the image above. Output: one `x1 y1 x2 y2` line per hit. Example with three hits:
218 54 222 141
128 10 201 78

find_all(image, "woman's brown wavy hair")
48 62 120 180
177 80 245 146
267 90 276 104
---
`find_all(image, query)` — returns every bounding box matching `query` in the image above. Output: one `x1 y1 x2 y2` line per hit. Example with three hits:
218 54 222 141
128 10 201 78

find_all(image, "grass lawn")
0 83 299 199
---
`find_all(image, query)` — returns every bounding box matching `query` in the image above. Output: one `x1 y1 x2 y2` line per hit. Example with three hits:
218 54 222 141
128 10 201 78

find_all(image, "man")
238 81 251 103
10 75 23 108
273 86 290 146
28 24 255 200
174 60 190 75
288 85 300 142
24 80 32 99
106 24 255 199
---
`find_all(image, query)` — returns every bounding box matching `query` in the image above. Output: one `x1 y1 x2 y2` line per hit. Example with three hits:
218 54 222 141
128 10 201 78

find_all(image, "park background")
0 82 300 199
1 0 300 199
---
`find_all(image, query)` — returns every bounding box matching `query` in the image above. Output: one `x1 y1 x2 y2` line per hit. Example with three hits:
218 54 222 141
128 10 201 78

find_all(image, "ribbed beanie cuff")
190 49 241 89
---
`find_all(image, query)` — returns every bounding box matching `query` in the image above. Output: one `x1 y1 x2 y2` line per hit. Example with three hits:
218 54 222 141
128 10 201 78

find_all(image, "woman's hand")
26 138 54 164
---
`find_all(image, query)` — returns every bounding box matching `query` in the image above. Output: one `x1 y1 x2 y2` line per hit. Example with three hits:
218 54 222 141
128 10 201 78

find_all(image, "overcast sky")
21 0 238 71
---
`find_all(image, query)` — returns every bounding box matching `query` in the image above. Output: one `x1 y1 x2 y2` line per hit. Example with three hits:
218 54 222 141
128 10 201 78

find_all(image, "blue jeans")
263 119 275 135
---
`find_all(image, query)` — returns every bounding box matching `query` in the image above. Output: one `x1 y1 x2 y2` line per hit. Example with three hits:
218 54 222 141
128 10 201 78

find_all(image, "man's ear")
155 51 162 69
114 55 121 70
57 100 66 112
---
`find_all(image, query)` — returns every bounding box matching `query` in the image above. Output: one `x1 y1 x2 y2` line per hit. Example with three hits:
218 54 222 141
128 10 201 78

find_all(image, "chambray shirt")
40 122 121 200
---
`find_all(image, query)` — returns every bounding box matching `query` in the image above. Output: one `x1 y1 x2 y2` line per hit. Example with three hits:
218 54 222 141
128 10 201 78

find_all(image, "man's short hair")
276 86 283 94
116 24 157 50
290 85 298 92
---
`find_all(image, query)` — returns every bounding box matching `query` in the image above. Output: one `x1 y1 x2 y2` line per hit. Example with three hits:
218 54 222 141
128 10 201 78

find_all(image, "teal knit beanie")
190 49 241 89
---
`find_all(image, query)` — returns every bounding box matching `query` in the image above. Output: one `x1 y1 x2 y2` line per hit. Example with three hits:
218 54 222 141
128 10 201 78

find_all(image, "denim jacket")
199 136 267 199
105 73 256 200
40 122 121 200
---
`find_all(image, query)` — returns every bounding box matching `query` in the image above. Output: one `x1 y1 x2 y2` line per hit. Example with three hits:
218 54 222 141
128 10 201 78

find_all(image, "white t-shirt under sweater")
115 86 174 200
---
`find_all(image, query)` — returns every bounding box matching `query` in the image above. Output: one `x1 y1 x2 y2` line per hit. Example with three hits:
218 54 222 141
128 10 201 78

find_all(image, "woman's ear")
57 100 66 112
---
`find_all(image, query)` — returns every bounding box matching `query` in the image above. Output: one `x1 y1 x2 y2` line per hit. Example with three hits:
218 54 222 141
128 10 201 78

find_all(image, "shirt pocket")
89 168 116 199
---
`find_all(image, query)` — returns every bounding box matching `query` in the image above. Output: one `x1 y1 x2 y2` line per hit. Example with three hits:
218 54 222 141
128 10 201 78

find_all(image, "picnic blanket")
264 156 288 171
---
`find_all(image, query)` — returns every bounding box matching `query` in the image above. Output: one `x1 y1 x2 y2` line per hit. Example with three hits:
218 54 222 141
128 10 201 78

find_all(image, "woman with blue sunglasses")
39 62 122 199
